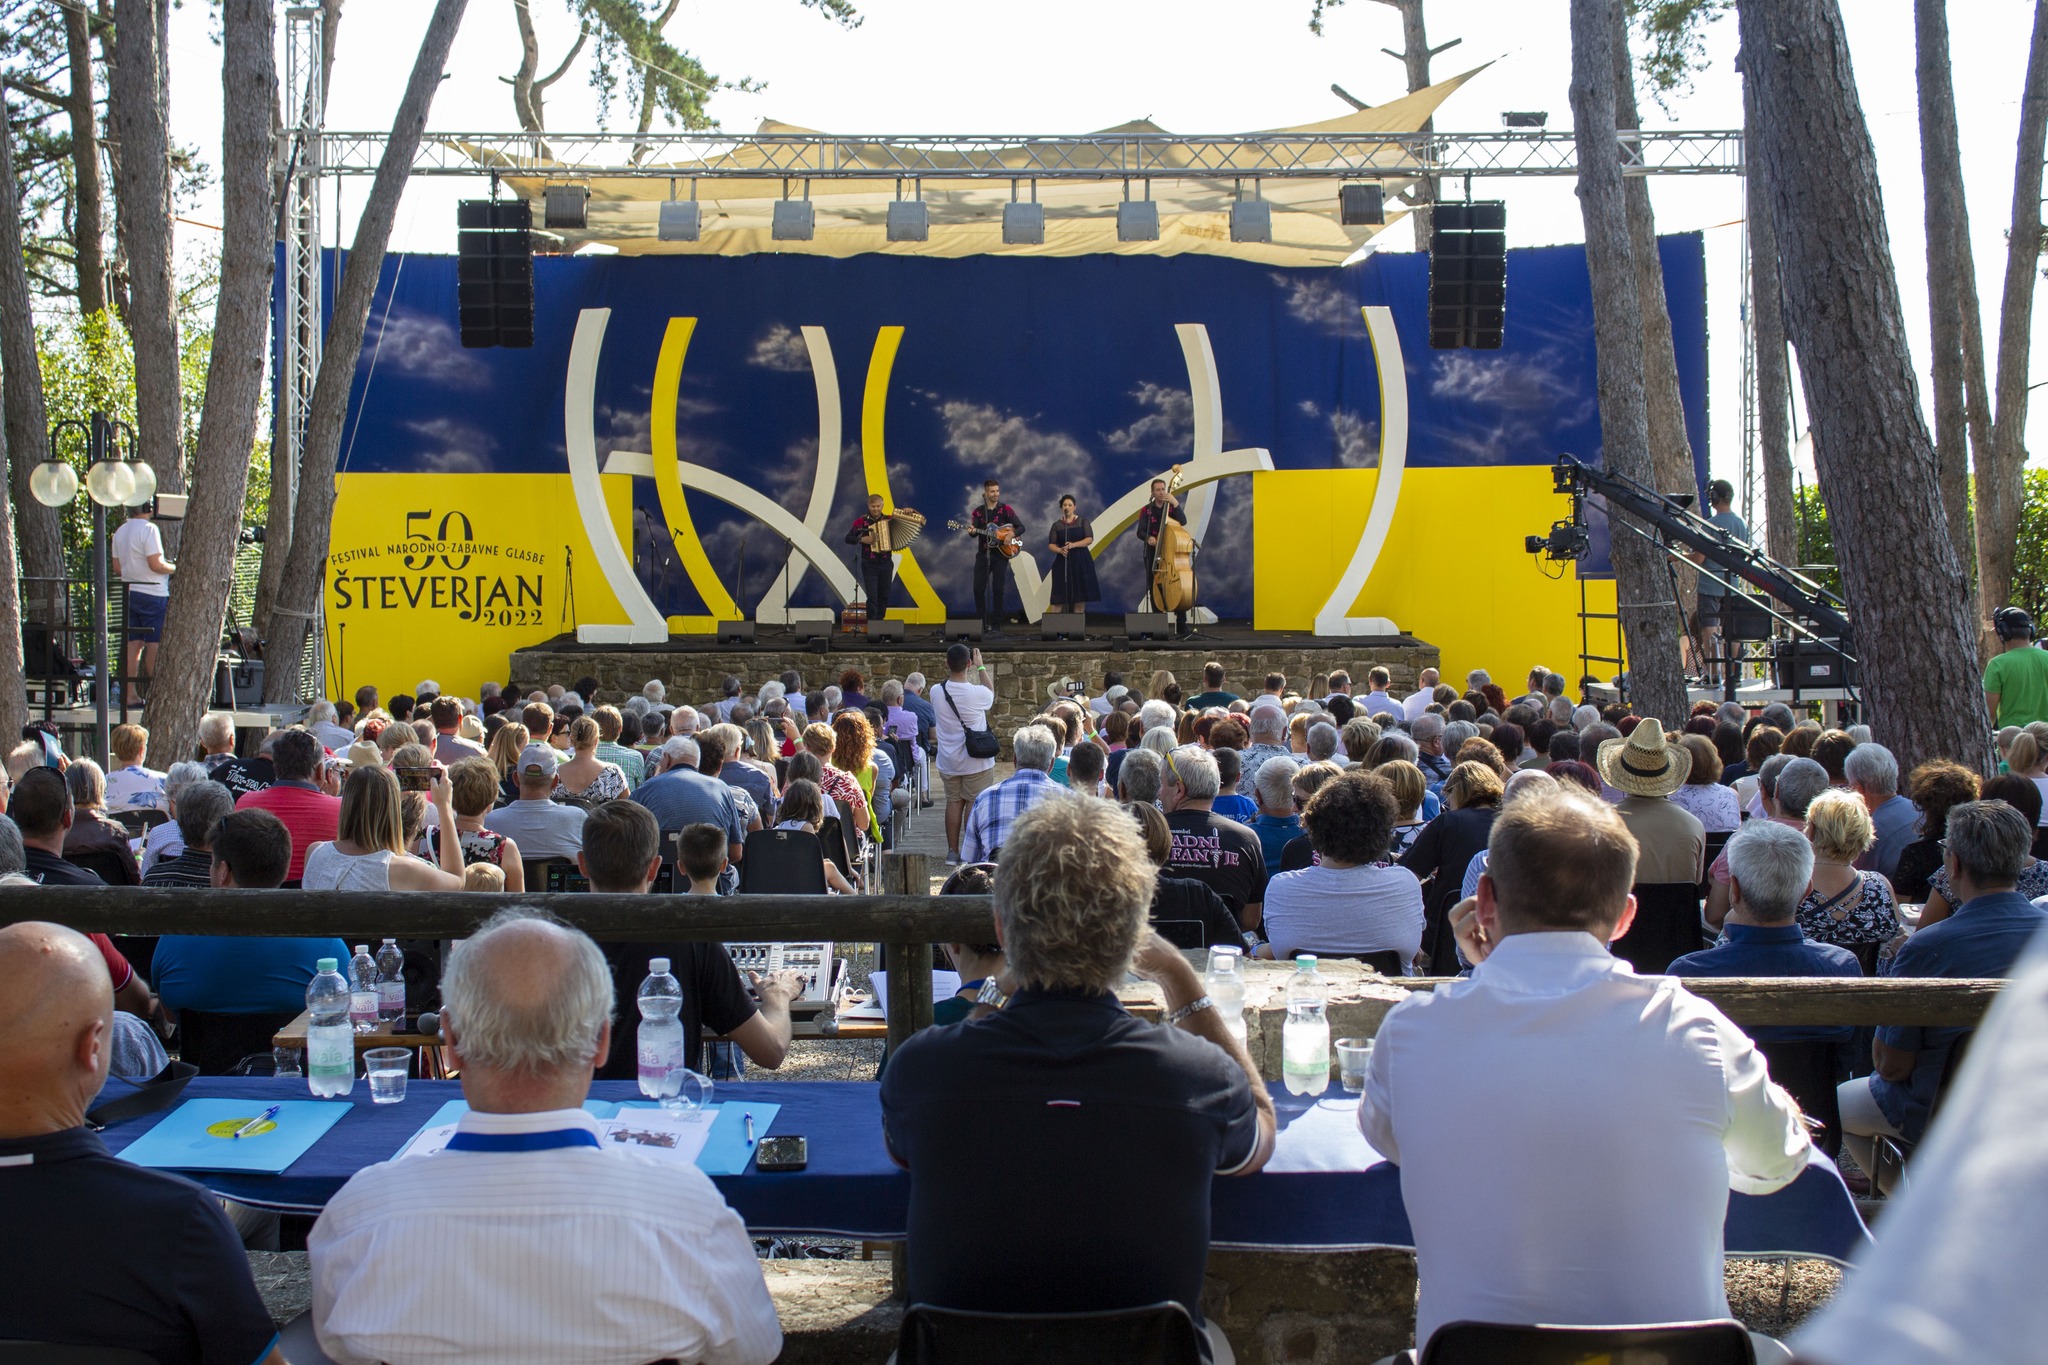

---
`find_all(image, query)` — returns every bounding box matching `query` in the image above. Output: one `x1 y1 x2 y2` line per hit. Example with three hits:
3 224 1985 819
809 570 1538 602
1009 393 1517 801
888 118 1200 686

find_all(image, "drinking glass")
271 1046 302 1079
1335 1037 1374 1095
660 1068 714 1115
364 1047 410 1104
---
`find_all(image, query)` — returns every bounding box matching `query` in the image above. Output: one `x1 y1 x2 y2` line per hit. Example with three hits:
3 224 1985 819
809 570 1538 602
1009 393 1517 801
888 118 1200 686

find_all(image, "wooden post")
883 852 935 1056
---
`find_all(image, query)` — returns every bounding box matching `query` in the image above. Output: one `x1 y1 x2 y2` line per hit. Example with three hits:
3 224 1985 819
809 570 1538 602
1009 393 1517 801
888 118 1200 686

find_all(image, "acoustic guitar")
948 518 1022 560
1149 464 1196 614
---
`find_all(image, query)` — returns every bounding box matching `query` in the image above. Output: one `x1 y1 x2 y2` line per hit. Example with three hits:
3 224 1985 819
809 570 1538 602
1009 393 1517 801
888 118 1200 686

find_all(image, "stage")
510 623 1440 732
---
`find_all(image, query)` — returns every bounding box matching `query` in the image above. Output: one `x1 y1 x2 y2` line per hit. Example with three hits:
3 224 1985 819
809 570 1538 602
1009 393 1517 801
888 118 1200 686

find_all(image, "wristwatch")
1166 994 1216 1026
976 978 1009 1010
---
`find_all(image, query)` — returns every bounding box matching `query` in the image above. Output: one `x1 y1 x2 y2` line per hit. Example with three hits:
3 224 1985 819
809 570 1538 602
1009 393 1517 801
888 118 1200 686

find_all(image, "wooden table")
272 1013 438 1051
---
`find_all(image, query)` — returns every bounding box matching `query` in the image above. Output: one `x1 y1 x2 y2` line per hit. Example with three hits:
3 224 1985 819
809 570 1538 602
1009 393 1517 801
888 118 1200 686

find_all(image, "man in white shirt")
108 502 174 686
310 911 782 1365
1359 667 1404 722
1401 668 1440 724
1360 787 1808 1362
481 745 587 859
932 643 995 866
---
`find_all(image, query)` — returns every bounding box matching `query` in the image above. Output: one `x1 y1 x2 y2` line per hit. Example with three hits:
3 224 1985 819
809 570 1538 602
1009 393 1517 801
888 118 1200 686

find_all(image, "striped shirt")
309 1107 782 1365
961 769 1062 863
141 848 213 889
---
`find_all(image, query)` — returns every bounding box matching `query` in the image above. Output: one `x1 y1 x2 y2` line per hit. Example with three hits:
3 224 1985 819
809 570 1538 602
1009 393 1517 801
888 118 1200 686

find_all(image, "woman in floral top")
801 723 870 831
1916 773 2048 925
554 715 629 802
433 757 526 891
1794 789 1900 948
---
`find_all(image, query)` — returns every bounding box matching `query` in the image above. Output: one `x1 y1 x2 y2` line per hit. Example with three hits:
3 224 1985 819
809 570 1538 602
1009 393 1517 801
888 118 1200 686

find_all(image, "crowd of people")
3 650 2045 1365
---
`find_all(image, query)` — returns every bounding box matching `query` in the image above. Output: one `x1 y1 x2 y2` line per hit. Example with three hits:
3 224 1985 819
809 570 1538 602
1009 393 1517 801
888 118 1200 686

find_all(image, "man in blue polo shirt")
1668 820 1862 1044
882 796 1275 1363
0 921 282 1364
1839 800 2047 1177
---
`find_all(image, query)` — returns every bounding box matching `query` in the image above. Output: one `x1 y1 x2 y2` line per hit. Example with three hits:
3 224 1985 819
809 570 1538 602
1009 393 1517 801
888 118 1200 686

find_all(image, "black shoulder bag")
939 682 1001 760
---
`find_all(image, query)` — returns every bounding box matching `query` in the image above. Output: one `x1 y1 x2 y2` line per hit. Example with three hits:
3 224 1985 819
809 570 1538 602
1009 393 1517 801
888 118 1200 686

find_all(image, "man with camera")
933 644 995 867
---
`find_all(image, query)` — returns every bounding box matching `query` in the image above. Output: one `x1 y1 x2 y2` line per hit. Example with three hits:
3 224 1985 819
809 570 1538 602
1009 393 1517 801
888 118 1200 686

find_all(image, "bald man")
0 923 283 1363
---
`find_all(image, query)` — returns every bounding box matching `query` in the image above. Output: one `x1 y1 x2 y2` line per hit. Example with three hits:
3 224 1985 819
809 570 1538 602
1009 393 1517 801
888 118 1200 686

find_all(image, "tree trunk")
1610 0 1702 640
0 396 28 751
1916 0 1978 584
93 0 130 326
64 4 109 317
1569 0 1689 726
1740 0 1993 775
1980 1 2048 634
0 100 66 632
1744 68 1798 568
142 0 277 762
265 0 470 703
109 0 184 494
1373 0 1444 244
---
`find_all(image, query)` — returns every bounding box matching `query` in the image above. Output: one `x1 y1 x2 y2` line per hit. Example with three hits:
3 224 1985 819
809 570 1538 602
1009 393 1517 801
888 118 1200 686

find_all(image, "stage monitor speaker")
866 619 906 642
792 621 832 644
716 620 756 644
1041 612 1087 640
1124 612 1171 640
943 618 984 642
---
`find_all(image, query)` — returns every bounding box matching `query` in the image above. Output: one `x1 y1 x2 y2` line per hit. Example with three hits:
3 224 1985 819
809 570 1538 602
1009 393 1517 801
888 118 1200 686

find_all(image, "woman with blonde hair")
741 719 784 794
1148 669 1177 701
1398 760 1505 973
487 721 529 803
302 765 465 891
1378 758 1431 860
2003 729 2048 818
555 714 629 802
1796 788 1901 951
429 756 526 891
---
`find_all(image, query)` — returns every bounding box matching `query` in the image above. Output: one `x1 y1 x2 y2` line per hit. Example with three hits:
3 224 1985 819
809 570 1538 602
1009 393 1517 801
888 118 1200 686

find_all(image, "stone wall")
513 641 1441 736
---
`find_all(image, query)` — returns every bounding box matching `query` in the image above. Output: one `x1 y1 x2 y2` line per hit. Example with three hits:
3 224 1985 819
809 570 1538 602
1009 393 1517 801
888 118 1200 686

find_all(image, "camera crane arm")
1550 454 1852 642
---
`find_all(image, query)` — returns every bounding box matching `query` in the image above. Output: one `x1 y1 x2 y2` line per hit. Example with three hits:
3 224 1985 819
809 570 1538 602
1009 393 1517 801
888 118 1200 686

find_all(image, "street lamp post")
34 412 153 765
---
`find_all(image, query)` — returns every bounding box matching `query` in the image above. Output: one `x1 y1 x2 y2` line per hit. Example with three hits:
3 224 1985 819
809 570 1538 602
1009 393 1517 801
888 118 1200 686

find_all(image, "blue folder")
116 1098 350 1174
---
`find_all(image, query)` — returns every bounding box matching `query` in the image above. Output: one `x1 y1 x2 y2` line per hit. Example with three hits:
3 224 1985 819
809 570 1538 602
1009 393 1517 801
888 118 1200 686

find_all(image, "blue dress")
1047 516 1101 607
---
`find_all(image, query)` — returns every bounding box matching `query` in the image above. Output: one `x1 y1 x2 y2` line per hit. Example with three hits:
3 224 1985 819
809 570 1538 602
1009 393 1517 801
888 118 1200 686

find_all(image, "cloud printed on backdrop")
313 237 1706 622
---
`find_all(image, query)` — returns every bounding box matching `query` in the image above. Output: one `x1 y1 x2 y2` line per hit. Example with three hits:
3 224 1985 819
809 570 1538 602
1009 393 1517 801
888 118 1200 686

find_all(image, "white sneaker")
944 850 962 866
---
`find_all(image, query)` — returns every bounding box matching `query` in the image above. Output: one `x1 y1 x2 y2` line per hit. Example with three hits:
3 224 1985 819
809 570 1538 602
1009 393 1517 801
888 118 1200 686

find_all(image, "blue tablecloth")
98 1079 1869 1261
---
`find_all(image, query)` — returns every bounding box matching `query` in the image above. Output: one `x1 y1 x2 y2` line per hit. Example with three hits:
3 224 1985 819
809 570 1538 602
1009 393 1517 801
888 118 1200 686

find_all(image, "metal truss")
280 5 326 699
304 128 1743 180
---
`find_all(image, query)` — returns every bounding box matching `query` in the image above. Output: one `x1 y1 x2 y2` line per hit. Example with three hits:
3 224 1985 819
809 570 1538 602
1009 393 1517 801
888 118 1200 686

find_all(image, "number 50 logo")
402 510 475 571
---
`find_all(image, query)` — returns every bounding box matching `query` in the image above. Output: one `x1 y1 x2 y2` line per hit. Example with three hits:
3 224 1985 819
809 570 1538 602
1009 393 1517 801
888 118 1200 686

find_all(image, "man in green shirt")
1984 607 2048 727
1184 661 1240 711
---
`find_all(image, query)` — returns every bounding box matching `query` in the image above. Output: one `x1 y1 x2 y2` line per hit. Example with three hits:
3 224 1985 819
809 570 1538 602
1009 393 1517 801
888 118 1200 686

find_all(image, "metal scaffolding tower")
280 6 325 699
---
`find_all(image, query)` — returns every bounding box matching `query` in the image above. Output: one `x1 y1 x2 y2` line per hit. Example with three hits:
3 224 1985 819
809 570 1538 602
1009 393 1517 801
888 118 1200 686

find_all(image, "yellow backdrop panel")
325 473 636 701
1252 466 1620 685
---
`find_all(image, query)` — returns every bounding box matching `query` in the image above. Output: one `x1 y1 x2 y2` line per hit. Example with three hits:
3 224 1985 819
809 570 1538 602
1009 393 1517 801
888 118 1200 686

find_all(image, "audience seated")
1668 820 1861 1043
1127 800 1249 950
1669 733 1741 832
430 756 527 891
139 779 234 888
234 729 341 883
632 735 748 879
1398 760 1502 974
0 922 284 1364
582 807 805 1080
60 759 141 884
1838 800 2046 1177
1363 788 1807 1363
303 765 465 892
309 908 782 1365
1259 771 1423 968
1596 721 1706 884
1707 756 1829 929
102 723 168 813
1160 744 1268 932
1889 760 1979 904
1844 743 1916 882
483 743 589 860
1795 790 1903 952
153 809 352 1017
1917 773 2048 923
962 724 1061 863
881 796 1274 1363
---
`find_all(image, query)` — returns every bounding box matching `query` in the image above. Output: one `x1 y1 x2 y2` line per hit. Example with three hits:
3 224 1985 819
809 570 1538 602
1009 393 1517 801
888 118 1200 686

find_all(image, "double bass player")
1137 477 1192 636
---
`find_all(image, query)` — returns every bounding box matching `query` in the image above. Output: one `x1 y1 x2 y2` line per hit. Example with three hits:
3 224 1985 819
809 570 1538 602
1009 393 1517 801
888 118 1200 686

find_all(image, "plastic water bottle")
374 939 406 1023
306 959 355 1098
637 958 686 1102
347 946 378 1033
1281 955 1331 1097
1204 945 1248 1046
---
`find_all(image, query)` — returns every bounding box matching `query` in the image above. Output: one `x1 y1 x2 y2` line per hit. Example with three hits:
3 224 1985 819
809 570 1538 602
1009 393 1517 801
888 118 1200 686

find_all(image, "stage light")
1339 184 1384 227
1117 199 1160 242
1501 111 1550 128
86 458 134 508
1229 199 1272 244
886 199 929 242
772 198 816 241
1002 200 1045 245
30 460 77 508
543 184 589 230
657 199 701 242
124 459 158 506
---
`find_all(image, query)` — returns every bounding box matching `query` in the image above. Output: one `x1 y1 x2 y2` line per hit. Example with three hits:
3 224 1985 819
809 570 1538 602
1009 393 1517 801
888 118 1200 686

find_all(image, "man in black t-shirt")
0 922 283 1365
578 805 804 1078
966 478 1023 634
1160 745 1269 932
881 796 1274 1363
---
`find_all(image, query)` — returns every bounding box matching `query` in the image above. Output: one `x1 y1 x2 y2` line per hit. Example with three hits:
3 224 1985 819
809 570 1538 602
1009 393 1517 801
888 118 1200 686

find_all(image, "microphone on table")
414 1011 442 1039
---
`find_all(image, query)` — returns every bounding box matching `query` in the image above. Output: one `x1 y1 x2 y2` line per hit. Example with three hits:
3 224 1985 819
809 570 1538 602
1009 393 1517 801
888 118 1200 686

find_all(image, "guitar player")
967 478 1023 636
1137 477 1190 635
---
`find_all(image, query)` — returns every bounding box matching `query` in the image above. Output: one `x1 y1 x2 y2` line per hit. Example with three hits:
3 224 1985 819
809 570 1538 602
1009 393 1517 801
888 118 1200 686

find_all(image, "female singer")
1046 494 1100 614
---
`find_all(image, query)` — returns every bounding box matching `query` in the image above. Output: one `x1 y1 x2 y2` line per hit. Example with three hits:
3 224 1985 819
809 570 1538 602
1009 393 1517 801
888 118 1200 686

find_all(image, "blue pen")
233 1106 281 1139
745 1111 756 1146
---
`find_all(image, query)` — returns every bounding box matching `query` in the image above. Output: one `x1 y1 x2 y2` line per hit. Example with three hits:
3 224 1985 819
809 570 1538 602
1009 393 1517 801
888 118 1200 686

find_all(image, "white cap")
354 945 368 955
649 957 671 974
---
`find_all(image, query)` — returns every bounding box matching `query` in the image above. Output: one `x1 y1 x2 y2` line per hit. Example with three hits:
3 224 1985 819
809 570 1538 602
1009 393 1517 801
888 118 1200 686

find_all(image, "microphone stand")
561 545 577 637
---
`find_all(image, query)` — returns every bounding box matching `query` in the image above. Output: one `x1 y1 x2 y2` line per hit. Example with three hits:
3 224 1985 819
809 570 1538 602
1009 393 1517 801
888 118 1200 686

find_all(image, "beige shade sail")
462 65 1488 267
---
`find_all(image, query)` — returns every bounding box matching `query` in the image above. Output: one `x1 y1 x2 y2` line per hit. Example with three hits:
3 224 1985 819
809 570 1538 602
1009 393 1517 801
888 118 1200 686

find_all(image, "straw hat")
1047 676 1085 702
344 741 382 770
1596 720 1690 798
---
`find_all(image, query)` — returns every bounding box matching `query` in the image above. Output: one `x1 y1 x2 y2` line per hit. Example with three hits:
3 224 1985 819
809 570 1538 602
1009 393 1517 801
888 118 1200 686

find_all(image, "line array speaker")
457 200 534 349
1428 200 1506 350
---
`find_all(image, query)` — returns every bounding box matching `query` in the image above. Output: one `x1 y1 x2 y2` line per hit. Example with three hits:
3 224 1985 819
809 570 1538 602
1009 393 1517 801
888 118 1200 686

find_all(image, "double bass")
1149 464 1196 614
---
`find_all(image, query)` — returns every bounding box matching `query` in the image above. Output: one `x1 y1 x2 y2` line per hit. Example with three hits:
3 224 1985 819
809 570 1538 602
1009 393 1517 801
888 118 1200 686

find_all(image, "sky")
157 0 2048 499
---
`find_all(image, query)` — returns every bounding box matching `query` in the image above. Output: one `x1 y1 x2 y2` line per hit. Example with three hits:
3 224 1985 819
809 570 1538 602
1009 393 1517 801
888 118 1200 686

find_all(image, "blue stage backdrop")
316 235 1706 624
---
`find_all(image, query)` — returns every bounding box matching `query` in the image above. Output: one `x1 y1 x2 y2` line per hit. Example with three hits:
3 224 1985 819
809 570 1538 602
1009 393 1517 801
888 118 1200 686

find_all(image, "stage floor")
512 621 1427 657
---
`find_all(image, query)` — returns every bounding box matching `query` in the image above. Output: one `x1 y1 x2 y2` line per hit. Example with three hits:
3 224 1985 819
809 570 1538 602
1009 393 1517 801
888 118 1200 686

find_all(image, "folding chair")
896 1301 1204 1365
1698 829 1733 896
816 814 858 889
112 808 168 836
1611 883 1707 975
738 828 830 894
177 1009 302 1076
1755 1038 1843 1158
1417 1319 1755 1365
